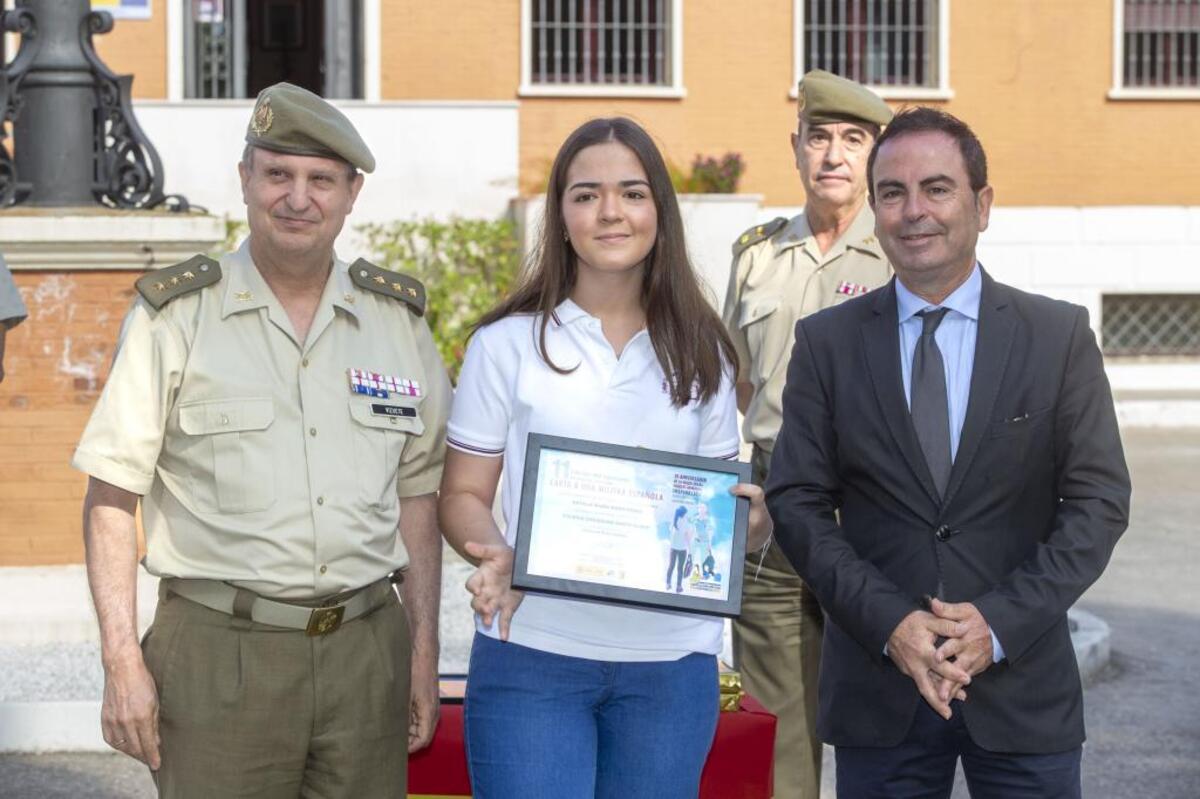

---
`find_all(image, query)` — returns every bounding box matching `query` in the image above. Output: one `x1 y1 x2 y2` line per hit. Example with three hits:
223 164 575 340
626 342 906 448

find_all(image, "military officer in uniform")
723 70 893 798
73 83 451 797
0 254 28 383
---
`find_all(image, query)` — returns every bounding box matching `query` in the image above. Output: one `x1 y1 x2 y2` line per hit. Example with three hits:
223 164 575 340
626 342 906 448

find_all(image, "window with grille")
522 0 680 94
1120 0 1200 89
796 0 945 91
1102 294 1200 356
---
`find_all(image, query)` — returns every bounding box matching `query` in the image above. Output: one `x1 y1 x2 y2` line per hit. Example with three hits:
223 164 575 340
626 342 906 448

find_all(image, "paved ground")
2 427 1197 797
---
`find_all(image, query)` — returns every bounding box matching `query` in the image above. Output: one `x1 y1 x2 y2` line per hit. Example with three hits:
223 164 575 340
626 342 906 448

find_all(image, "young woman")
438 117 772 798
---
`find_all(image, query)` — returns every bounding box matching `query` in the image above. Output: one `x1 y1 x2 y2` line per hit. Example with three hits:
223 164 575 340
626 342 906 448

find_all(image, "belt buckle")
306 605 345 636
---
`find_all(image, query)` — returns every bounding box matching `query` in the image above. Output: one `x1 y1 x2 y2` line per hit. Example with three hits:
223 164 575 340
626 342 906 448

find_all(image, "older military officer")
0 254 28 383
73 83 450 797
723 70 893 798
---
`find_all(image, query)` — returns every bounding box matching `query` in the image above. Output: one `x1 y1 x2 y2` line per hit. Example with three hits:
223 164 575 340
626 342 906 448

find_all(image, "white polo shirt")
448 299 741 662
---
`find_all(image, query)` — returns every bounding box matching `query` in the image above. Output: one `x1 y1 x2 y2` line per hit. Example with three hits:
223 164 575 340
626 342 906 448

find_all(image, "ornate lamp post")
0 0 181 209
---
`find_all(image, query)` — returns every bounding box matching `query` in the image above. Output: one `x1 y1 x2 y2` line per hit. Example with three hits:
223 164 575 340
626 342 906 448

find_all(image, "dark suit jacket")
765 269 1131 754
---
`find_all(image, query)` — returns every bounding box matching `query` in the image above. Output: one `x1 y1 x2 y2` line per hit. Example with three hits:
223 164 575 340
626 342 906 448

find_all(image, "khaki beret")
245 82 375 173
797 70 894 128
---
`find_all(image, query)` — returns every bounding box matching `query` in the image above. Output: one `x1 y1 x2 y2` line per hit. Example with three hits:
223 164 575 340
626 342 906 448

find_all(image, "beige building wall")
91 0 168 100
381 1 520 100
91 0 1199 205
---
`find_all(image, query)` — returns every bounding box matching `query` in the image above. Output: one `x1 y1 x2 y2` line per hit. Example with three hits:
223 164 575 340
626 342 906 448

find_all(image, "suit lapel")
941 270 1016 508
861 280 941 514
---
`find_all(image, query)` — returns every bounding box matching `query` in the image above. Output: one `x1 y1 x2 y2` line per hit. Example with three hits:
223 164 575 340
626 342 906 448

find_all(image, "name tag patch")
371 403 417 418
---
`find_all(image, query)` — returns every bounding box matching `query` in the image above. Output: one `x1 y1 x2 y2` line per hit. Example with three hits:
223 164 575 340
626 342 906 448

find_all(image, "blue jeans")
464 633 719 798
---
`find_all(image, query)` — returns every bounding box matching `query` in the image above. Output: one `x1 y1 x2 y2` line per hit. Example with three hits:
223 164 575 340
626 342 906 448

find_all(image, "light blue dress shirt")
894 264 1005 662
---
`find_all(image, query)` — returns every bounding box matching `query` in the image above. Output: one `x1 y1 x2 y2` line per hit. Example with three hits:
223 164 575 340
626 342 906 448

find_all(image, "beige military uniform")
724 207 889 455
725 207 890 799
74 242 450 599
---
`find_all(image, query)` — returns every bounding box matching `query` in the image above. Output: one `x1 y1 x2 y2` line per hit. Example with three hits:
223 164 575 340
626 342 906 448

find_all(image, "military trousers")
731 447 824 799
141 579 411 798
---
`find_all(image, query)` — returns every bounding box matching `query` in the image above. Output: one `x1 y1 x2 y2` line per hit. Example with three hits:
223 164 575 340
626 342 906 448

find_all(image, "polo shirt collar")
895 262 982 325
552 298 591 327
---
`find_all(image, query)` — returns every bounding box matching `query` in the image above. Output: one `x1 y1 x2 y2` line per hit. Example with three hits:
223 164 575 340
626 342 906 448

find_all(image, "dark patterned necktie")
911 308 952 498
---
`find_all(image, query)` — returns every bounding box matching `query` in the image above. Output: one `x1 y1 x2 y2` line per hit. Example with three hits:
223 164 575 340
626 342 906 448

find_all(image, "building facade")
2 0 1198 565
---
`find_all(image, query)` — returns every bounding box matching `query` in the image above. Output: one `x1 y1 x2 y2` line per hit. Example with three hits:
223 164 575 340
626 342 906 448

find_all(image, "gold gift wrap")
719 670 744 712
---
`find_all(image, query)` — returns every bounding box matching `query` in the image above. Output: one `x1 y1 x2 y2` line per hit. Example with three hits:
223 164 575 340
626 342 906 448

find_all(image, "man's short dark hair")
867 107 988 200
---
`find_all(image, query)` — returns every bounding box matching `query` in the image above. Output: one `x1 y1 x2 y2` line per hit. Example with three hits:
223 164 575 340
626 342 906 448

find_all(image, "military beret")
797 70 894 128
245 82 375 173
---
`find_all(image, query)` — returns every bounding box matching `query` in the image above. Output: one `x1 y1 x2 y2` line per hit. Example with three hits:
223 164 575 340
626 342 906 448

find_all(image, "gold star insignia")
406 287 418 298
755 226 764 235
373 275 387 285
391 282 405 293
182 271 195 281
169 276 180 287
739 234 749 244
154 282 166 292
235 291 253 302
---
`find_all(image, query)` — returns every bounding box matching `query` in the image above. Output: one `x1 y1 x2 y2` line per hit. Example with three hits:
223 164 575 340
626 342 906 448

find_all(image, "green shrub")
670 152 746 194
359 218 521 378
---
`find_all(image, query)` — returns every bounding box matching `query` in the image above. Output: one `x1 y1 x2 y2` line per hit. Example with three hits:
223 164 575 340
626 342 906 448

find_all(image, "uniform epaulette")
732 217 788 258
135 255 221 310
349 258 426 317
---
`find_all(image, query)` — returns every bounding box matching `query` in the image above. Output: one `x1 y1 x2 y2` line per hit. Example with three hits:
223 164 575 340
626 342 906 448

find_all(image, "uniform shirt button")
316 496 325 506
319 564 327 575
302 358 310 368
935 525 950 542
309 427 317 437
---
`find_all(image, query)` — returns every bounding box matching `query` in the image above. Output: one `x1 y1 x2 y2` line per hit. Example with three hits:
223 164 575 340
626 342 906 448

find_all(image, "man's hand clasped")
887 599 995 721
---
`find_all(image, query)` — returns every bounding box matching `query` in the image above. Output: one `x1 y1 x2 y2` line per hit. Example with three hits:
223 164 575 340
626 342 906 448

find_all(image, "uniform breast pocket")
177 398 276 514
737 298 781 370
348 399 424 507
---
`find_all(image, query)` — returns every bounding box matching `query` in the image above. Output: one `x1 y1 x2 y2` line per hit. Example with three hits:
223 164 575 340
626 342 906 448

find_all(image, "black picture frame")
512 433 751 617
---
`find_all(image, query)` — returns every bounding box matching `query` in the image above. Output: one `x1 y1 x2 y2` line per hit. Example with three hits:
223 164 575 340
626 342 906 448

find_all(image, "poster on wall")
91 0 152 21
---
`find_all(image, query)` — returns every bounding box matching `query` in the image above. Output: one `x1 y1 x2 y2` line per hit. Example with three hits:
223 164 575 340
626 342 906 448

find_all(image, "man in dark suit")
765 107 1131 797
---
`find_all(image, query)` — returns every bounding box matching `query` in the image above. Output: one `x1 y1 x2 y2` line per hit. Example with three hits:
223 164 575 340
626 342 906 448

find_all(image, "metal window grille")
1122 0 1200 88
531 0 671 86
803 0 939 88
185 0 244 99
1102 294 1200 356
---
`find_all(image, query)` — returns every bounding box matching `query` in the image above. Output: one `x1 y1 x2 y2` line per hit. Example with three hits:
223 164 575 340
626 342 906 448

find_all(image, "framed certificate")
512 434 751 617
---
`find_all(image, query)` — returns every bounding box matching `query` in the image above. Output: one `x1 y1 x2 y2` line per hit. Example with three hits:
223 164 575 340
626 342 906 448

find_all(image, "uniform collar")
776 204 884 263
220 239 359 321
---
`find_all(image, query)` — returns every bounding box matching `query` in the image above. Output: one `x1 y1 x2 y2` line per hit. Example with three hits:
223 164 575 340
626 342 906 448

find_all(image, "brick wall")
0 270 136 566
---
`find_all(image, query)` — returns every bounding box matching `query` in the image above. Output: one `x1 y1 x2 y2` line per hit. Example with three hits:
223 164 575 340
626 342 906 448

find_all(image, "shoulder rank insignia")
349 258 426 317
732 217 788 258
134 254 222 311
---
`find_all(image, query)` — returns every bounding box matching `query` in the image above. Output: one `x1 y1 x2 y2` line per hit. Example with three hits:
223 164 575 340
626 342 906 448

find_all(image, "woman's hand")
463 540 525 641
731 482 773 551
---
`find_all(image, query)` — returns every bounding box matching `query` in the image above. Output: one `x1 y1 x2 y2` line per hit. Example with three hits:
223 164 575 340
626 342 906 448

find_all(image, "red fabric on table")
409 703 472 797
409 695 777 798
699 694 777 799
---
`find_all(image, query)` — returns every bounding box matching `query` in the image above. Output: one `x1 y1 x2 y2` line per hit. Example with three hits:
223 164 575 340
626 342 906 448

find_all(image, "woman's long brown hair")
475 117 738 408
